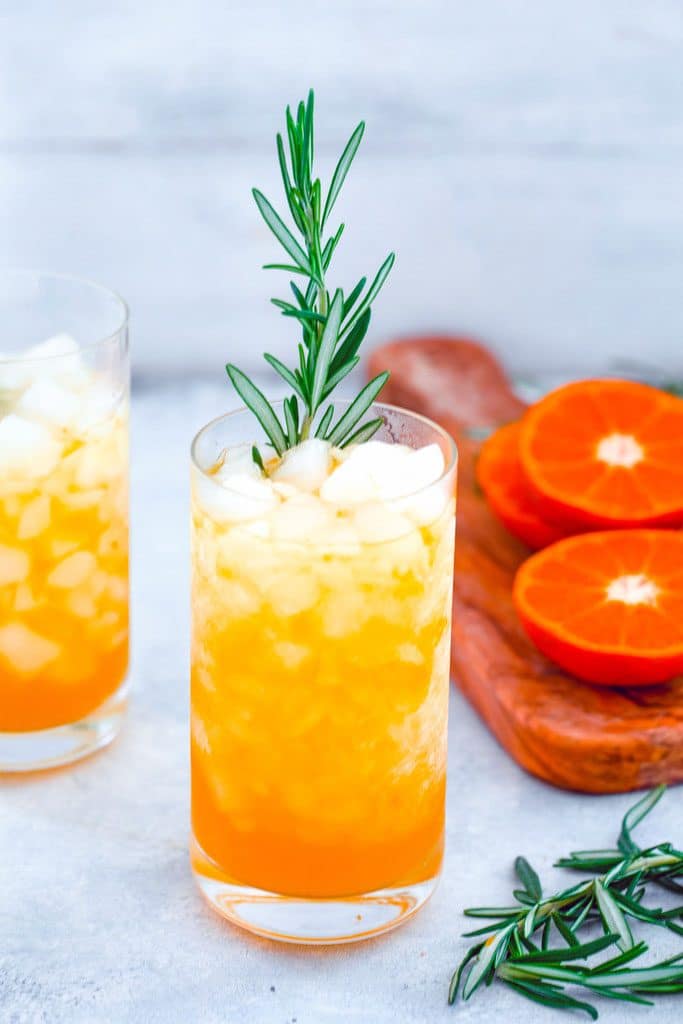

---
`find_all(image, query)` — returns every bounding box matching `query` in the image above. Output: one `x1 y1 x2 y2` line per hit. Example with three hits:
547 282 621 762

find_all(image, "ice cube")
79 383 120 431
104 574 128 604
51 539 79 559
16 376 82 431
272 439 332 492
352 502 414 543
27 333 80 360
193 470 279 523
271 494 334 543
17 495 52 539
397 642 424 665
213 444 262 483
268 571 319 616
388 442 449 523
97 527 126 560
320 440 414 505
271 481 298 499
20 333 88 391
320 589 368 637
72 422 124 489
398 480 451 526
0 544 30 586
0 355 31 393
319 520 362 555
319 456 380 506
214 577 261 619
47 550 96 588
67 590 98 618
392 444 445 496
0 415 62 478
14 583 38 612
58 485 107 510
191 712 211 754
274 641 310 670
0 623 60 675
234 518 271 540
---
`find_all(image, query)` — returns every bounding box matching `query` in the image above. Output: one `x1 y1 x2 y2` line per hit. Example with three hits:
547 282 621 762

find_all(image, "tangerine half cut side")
519 379 683 529
513 529 683 686
477 422 570 550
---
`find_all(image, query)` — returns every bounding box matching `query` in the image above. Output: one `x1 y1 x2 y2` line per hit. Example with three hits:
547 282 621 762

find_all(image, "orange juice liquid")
0 408 129 731
191 486 454 898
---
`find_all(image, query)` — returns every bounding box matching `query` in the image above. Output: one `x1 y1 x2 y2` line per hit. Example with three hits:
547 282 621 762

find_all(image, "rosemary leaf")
338 416 384 448
225 365 288 455
594 879 634 951
463 925 515 1000
251 446 265 473
448 944 482 1005
276 133 306 234
284 396 299 447
341 252 395 338
322 121 365 228
329 309 371 378
343 277 366 318
326 372 389 446
515 856 543 902
619 786 667 857
315 404 335 439
263 353 305 398
502 979 599 1021
262 262 310 276
513 934 619 964
252 189 312 276
553 912 580 948
309 289 344 414
321 356 360 400
322 223 344 271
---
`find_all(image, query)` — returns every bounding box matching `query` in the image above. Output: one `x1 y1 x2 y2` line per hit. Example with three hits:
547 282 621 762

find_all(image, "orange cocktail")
191 402 456 943
0 272 129 770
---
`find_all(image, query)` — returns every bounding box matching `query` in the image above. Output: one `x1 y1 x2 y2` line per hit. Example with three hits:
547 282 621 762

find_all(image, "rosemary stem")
300 233 328 442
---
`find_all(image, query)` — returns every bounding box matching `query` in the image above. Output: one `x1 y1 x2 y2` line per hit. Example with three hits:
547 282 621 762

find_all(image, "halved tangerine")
519 379 683 529
513 530 683 686
477 422 570 549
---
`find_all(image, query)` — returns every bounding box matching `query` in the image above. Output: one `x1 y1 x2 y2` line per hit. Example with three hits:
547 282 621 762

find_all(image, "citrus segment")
513 530 683 686
519 380 683 528
476 422 570 549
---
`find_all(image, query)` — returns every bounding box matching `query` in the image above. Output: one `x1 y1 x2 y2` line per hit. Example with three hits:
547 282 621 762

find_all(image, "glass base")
0 681 128 773
191 839 439 945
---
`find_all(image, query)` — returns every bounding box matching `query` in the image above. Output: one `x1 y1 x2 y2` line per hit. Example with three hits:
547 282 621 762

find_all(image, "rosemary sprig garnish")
226 89 394 463
450 786 683 1019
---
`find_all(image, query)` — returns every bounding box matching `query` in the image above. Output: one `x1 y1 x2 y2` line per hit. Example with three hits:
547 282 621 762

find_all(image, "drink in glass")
0 271 129 770
191 401 456 942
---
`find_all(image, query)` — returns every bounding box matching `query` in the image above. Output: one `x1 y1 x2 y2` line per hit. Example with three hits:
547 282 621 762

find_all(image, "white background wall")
1 0 681 379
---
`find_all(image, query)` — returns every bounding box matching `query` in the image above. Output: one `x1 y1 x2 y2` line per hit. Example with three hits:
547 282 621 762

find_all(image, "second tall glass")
0 271 130 771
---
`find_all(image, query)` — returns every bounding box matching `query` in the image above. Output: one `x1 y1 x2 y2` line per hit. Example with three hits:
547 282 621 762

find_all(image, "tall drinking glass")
190 401 456 943
0 271 129 771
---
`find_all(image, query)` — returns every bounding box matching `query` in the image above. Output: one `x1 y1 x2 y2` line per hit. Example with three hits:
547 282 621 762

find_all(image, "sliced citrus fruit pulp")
519 379 683 529
513 529 683 686
477 422 570 549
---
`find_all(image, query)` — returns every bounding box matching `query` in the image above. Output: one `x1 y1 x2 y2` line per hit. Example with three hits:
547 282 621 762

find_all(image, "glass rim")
191 399 458 503
0 269 129 365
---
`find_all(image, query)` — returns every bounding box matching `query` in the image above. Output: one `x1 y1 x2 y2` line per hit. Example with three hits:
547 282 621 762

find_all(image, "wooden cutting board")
369 336 683 794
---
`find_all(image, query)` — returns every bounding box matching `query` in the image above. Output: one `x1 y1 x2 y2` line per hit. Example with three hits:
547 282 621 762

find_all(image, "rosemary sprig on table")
449 786 683 1019
226 90 394 462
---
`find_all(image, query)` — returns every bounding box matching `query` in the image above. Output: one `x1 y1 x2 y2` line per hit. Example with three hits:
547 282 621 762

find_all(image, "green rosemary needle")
449 786 683 1019
226 89 395 464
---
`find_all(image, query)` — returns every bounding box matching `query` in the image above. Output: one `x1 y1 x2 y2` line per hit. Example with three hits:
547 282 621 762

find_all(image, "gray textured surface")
2 380 682 1023
1 1 683 376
